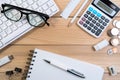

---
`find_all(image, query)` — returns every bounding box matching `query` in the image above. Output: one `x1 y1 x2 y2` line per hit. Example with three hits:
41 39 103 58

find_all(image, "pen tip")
43 59 50 63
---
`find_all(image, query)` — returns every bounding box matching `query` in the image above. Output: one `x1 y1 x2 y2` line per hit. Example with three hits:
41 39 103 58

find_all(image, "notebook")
24 48 104 80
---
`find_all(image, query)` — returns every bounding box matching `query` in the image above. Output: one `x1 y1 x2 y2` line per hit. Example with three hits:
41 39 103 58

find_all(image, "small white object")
60 0 81 19
94 39 109 51
70 0 88 24
115 21 120 28
113 20 118 26
111 28 119 36
108 66 117 76
110 38 119 46
0 55 14 67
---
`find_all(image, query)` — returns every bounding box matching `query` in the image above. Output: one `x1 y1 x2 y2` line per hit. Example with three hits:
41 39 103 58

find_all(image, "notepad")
25 48 104 80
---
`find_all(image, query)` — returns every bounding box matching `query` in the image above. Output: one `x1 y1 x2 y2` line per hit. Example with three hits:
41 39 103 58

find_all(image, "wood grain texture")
0 0 120 80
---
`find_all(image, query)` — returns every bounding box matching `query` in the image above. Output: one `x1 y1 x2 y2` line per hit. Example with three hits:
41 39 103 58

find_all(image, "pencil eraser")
93 39 109 51
108 66 117 76
0 55 14 67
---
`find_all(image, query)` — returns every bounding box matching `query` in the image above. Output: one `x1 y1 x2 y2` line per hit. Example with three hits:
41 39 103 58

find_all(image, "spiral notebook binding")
22 50 37 80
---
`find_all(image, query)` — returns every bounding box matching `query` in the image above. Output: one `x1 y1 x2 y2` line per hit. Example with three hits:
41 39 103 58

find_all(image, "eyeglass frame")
1 3 50 27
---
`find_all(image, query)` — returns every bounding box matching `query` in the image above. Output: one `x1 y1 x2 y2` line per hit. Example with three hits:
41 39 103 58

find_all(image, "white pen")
43 59 85 78
69 0 88 26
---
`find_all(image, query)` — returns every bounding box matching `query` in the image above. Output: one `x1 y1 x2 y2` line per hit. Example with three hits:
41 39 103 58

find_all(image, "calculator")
77 0 119 38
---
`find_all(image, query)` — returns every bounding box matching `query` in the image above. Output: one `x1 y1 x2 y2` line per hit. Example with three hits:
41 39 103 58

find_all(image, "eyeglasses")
1 4 50 27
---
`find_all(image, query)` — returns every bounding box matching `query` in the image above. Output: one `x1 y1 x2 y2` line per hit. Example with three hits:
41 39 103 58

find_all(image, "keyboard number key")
51 6 57 12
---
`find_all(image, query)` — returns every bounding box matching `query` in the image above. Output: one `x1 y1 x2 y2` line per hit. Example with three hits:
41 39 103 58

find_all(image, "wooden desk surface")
0 0 120 80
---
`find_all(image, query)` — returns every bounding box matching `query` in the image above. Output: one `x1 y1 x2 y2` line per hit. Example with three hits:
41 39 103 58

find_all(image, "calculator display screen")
97 1 113 14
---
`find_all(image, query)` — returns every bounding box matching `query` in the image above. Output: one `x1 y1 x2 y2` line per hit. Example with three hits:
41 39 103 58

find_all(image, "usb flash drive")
0 55 14 67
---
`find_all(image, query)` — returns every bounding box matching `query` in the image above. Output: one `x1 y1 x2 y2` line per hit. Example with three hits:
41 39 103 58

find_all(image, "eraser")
0 55 14 67
108 66 117 76
93 39 109 51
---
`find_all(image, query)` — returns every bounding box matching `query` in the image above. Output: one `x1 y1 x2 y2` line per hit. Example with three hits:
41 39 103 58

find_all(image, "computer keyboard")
0 0 59 49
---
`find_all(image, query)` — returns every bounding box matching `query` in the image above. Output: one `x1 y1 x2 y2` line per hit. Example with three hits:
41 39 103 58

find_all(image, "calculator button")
98 19 103 23
88 17 92 21
92 20 96 24
94 26 98 30
101 16 105 20
83 24 88 28
96 23 100 27
90 23 94 27
97 13 102 17
90 14 95 17
103 22 107 26
92 10 97 14
87 26 91 30
105 19 110 23
86 20 90 24
88 7 93 12
94 16 99 20
84 14 88 18
95 29 102 36
82 17 86 21
100 25 105 29
79 21 84 25
91 29 95 33
86 11 91 15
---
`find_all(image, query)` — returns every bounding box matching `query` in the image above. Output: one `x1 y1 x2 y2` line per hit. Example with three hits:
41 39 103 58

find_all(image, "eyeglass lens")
4 6 45 27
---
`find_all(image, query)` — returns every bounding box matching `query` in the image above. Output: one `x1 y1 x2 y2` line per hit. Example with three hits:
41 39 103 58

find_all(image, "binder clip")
6 70 14 80
108 65 118 76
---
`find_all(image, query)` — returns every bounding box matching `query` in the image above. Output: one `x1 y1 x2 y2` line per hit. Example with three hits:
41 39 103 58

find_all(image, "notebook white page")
26 48 104 80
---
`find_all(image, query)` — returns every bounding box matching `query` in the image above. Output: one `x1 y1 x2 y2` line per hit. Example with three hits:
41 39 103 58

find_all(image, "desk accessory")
60 0 81 19
23 48 104 80
0 55 14 67
93 39 109 51
43 59 85 78
0 0 59 50
69 0 88 26
108 65 117 76
77 0 120 38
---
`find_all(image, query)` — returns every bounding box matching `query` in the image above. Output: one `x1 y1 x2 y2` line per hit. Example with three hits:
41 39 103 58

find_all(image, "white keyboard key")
0 31 7 38
1 24 7 30
47 0 54 7
5 27 12 34
42 4 49 10
27 0 34 5
0 36 2 40
11 25 18 31
38 0 48 6
38 7 43 12
32 3 38 10
15 0 22 5
6 21 12 27
51 5 57 12
1 17 7 22
0 20 3 25
16 22 23 28
22 2 29 8
0 28 2 32
0 41 3 47
46 9 52 15
1 24 33 45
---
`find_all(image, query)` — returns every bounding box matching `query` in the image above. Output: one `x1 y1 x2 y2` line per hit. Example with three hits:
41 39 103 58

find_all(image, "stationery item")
0 55 14 67
60 0 81 19
43 59 85 78
93 39 109 51
23 48 104 80
69 0 88 26
77 0 120 38
108 65 117 76
0 0 59 50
